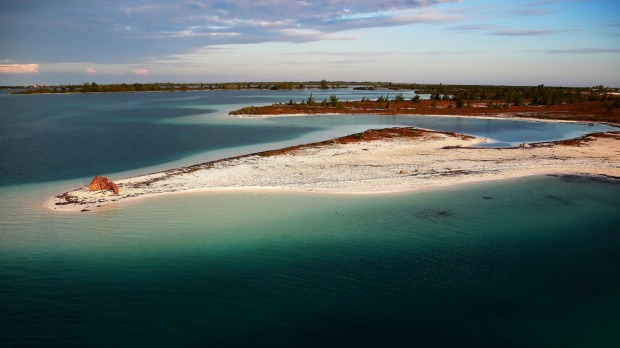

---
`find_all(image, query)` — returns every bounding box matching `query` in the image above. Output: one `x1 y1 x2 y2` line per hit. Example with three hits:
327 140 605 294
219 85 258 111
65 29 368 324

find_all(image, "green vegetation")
411 83 620 106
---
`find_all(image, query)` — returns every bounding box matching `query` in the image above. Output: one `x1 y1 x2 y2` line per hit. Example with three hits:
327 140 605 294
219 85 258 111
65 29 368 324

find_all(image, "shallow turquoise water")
1 91 619 347
1 176 620 347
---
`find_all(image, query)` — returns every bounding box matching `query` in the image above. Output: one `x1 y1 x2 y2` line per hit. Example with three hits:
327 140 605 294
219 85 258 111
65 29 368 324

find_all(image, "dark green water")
2 175 619 347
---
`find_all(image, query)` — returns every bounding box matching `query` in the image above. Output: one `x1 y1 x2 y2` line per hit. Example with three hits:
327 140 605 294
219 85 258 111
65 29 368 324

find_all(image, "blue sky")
1 0 619 86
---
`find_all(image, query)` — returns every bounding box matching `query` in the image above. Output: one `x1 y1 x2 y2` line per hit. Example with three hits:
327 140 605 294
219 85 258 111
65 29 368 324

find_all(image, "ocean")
1 90 619 347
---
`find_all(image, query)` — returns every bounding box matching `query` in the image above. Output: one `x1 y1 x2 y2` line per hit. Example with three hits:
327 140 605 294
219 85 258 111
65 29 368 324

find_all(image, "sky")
1 0 619 87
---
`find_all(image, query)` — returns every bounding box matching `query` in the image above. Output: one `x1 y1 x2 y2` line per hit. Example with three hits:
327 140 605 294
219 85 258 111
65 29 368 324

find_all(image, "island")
229 93 620 125
46 127 620 212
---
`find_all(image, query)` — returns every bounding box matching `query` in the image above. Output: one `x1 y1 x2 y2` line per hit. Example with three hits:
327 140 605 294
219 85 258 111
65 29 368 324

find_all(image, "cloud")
448 24 559 36
447 24 493 32
86 67 97 75
0 64 39 74
156 5 458 44
0 0 462 64
526 0 572 6
509 0 562 16
132 69 149 75
292 49 463 57
527 48 620 54
490 29 556 36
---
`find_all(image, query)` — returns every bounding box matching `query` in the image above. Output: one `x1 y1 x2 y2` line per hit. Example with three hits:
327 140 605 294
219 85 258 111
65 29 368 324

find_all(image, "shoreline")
231 111 619 127
229 98 620 126
45 127 620 212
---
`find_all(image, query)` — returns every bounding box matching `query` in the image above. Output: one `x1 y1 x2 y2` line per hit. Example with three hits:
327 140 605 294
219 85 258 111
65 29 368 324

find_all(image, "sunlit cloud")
86 67 97 75
0 64 39 74
132 69 150 75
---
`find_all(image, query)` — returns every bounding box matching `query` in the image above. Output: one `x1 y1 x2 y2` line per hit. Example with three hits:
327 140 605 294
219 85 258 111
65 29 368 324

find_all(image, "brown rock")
89 176 119 194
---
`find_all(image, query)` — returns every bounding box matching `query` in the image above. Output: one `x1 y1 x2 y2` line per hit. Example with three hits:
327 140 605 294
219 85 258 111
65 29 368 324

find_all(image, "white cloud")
0 64 39 74
86 67 97 75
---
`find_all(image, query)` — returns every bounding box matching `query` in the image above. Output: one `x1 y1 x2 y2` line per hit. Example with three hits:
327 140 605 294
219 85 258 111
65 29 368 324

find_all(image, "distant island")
7 79 359 93
8 81 620 124
228 84 620 125
8 80 618 124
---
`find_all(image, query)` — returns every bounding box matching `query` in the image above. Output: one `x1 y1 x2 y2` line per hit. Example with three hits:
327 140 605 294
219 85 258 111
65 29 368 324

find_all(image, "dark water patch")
435 209 453 217
553 174 620 185
413 209 457 221
545 194 574 206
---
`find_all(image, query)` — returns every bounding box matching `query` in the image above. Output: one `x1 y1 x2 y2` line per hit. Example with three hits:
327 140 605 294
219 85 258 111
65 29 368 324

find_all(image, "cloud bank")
0 64 39 74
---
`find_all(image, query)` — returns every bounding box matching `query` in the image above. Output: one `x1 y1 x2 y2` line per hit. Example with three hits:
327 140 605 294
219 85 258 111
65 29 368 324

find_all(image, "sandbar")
45 127 620 212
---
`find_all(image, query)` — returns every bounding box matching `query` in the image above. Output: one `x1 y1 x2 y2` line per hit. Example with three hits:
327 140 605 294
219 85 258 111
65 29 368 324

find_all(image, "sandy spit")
45 128 620 212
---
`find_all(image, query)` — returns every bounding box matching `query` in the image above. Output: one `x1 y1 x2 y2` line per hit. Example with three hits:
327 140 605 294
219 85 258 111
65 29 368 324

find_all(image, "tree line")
10 81 620 107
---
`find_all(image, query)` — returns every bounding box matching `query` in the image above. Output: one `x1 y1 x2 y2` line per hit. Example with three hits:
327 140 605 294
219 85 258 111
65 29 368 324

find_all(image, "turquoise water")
2 177 620 347
1 91 619 347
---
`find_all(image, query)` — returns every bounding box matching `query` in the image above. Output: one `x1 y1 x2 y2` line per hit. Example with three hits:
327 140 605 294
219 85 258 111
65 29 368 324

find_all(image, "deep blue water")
0 90 619 347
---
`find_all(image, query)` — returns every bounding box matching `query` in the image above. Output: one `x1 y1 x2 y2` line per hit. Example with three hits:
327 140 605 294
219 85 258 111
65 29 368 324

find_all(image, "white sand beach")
45 128 620 212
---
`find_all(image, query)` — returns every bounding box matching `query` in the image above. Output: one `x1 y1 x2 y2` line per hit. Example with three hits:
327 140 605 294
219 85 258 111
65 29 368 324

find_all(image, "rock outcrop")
89 176 119 194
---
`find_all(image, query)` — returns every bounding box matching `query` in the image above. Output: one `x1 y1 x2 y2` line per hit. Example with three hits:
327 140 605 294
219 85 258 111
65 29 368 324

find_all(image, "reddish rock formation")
89 176 119 194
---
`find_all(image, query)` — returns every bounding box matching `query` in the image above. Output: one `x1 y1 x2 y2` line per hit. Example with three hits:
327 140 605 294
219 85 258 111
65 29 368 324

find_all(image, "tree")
320 80 329 89
307 93 315 105
455 98 464 108
329 95 339 107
